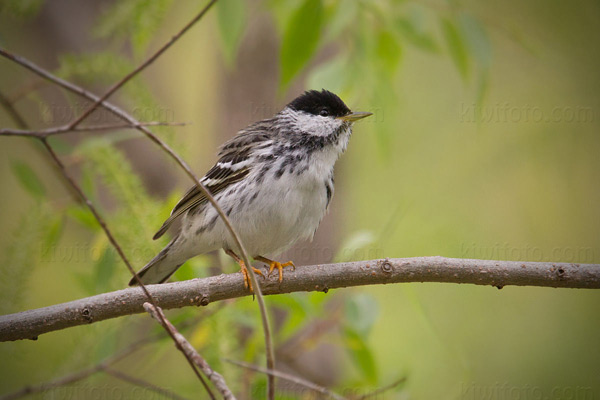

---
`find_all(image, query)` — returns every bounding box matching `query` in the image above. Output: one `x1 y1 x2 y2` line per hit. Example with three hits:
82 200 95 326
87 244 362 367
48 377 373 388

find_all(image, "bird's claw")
240 262 265 292
267 260 296 283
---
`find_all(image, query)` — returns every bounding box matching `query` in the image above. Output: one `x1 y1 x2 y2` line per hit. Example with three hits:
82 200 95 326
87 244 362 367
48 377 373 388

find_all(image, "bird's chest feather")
233 147 337 254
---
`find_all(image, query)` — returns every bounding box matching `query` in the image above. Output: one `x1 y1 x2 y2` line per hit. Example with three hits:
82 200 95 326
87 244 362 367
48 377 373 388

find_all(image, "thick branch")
1 257 597 342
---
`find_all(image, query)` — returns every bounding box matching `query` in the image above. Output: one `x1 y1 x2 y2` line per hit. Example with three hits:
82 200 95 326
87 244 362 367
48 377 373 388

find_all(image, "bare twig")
0 34 275 397
225 359 346 400
1 0 276 393
0 364 104 400
2 257 598 342
0 305 224 400
144 303 236 400
39 138 214 397
103 367 190 400
65 0 217 130
0 121 188 138
352 376 407 400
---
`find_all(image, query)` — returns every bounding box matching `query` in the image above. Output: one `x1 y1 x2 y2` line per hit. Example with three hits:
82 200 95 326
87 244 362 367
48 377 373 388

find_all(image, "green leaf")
306 55 348 95
11 161 45 199
441 17 469 80
67 206 101 231
458 13 492 69
267 294 308 340
395 17 438 52
334 230 377 263
0 0 44 19
42 216 64 253
344 293 379 336
93 0 173 58
0 206 52 314
95 248 116 291
376 29 402 76
343 327 378 384
324 0 358 42
73 272 95 296
279 0 324 90
217 0 246 66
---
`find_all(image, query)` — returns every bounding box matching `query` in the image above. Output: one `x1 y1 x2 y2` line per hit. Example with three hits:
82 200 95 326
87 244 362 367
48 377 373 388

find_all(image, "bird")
129 89 372 290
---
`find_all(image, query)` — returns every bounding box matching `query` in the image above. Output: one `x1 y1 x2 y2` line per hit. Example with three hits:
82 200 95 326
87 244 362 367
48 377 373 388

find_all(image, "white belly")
180 151 334 258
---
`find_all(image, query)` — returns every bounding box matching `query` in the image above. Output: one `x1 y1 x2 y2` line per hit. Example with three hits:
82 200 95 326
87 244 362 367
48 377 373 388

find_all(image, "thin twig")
103 367 190 400
144 303 236 400
0 305 224 400
3 257 597 343
0 364 104 400
225 359 346 400
0 121 189 138
0 0 277 394
52 0 273 388
65 0 217 131
352 376 407 400
39 139 214 398
0 34 275 398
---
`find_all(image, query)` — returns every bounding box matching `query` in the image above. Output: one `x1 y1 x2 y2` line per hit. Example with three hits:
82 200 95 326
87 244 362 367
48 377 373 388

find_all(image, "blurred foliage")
217 0 247 67
0 0 599 399
93 0 174 59
0 0 44 20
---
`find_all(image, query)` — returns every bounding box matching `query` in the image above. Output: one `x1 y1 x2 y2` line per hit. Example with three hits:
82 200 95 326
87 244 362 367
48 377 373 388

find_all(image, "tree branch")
0 121 188 138
1 28 275 395
144 303 236 400
103 367 190 400
1 4 275 394
1 257 597 342
0 306 223 400
225 359 346 400
64 0 217 130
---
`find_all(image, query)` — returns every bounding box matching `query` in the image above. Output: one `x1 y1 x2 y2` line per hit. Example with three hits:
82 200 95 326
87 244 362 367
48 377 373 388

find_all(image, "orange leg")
225 249 264 291
255 256 295 283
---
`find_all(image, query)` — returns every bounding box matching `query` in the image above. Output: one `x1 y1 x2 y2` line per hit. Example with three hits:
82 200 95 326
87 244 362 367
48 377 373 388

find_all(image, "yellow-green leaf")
217 0 246 66
441 17 469 80
376 29 402 76
11 160 45 199
279 0 324 90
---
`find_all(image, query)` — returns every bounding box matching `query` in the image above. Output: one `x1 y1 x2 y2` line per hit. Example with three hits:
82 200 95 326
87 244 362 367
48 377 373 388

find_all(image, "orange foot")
255 256 296 283
225 249 264 291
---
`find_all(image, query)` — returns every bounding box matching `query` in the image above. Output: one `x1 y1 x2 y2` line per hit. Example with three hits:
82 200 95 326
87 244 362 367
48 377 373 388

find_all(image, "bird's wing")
152 126 272 240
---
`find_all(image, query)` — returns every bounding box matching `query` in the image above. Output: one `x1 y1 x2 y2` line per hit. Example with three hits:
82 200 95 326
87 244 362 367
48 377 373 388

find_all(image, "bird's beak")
337 111 373 122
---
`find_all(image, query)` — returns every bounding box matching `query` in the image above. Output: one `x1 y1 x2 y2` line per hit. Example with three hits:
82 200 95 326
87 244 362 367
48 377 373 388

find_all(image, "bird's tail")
128 239 183 286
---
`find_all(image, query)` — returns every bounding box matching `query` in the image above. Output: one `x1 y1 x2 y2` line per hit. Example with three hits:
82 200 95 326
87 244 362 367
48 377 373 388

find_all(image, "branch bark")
1 257 598 342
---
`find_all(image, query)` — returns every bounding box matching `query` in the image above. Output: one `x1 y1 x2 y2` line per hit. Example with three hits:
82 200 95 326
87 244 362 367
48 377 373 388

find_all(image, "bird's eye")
319 108 329 117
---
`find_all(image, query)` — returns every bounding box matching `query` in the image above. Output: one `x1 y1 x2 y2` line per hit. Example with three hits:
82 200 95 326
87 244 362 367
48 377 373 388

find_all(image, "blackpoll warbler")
130 89 372 289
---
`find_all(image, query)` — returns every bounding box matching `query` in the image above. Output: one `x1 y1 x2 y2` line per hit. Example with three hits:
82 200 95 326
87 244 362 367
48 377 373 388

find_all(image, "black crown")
287 89 351 118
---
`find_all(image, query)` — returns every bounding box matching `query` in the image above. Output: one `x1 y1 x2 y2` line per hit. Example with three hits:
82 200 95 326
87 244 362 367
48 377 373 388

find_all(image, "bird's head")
278 90 372 151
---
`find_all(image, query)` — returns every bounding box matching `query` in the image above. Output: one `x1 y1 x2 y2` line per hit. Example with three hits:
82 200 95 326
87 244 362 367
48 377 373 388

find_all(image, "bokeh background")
1 0 599 398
